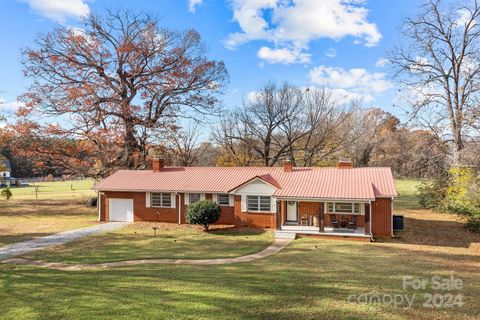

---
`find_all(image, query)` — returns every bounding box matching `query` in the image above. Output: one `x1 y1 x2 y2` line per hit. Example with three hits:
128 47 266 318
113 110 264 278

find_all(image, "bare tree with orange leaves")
17 9 228 175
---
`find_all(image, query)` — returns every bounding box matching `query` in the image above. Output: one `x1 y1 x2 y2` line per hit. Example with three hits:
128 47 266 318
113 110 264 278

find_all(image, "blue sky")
0 0 422 119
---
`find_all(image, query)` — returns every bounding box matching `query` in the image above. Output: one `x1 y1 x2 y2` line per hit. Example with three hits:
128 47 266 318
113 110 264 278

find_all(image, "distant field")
394 178 424 211
0 199 97 246
2 179 96 200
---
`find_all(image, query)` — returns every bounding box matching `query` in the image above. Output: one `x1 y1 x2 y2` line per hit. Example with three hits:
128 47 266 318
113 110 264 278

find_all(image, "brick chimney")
283 159 293 172
152 158 164 172
337 158 353 169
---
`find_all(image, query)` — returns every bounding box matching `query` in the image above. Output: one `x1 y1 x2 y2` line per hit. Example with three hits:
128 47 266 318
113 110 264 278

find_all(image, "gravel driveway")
0 222 129 260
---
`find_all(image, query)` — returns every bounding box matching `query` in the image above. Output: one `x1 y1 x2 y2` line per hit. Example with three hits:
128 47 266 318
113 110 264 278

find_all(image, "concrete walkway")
0 222 129 261
1 238 292 271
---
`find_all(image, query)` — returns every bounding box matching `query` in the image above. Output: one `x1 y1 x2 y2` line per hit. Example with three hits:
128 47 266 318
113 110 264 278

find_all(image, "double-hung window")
189 193 201 204
326 202 363 215
151 193 171 208
217 194 230 206
247 196 271 212
335 203 353 213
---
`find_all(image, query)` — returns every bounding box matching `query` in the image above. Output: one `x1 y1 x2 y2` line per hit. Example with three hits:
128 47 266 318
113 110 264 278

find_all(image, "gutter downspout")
391 197 395 238
177 193 181 225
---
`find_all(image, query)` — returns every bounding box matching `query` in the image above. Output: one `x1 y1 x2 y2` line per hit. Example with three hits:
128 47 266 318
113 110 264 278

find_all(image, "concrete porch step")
275 231 297 240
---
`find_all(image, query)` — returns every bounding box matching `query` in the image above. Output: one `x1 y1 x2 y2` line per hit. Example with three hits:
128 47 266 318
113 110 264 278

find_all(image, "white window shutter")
184 193 189 205
271 197 277 213
171 193 176 208
229 194 234 207
146 192 151 208
200 193 205 201
241 195 246 212
212 194 217 203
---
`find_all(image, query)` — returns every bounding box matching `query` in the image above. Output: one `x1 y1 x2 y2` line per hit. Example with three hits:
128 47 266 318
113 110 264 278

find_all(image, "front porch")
275 199 372 240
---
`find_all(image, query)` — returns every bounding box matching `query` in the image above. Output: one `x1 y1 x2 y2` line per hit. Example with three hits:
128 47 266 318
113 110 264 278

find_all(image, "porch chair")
300 214 309 226
329 214 339 228
348 215 357 230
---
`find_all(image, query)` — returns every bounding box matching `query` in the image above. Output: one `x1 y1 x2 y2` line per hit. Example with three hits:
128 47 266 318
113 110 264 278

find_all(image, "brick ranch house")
95 158 398 240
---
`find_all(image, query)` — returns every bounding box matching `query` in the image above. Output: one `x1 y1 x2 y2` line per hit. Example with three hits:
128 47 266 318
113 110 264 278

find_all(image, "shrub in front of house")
186 200 221 231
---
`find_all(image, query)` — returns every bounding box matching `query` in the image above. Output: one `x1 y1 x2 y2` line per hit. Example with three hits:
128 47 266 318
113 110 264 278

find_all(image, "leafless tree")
214 83 347 167
296 89 348 166
343 107 394 166
238 82 304 166
213 114 258 166
390 0 480 166
166 123 211 166
217 83 305 166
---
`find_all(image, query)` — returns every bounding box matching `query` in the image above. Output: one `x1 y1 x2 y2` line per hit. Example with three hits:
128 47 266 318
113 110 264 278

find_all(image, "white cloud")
225 0 381 63
257 46 311 64
325 48 336 58
308 65 392 102
0 98 24 113
246 86 373 104
455 8 475 27
20 0 90 23
323 87 375 103
375 57 389 67
188 0 204 13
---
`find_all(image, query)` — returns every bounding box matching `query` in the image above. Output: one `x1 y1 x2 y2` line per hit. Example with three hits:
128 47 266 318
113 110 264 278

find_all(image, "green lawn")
24 224 274 263
1 235 479 320
4 179 96 200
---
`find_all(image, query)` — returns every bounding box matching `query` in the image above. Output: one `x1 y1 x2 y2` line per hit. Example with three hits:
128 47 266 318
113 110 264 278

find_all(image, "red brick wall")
99 193 108 221
217 205 235 224
99 191 387 234
101 191 178 222
297 201 321 225
371 198 392 237
100 191 235 225
233 195 276 229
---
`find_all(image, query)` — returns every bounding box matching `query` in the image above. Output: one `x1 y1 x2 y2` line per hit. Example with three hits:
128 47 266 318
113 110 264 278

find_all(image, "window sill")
327 212 363 215
245 211 273 214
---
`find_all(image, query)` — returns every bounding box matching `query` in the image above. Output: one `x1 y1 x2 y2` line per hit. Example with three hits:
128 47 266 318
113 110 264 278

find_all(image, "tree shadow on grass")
207 226 267 237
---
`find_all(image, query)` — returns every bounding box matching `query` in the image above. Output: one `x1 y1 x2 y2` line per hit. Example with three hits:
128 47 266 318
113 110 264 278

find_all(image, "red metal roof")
94 166 398 200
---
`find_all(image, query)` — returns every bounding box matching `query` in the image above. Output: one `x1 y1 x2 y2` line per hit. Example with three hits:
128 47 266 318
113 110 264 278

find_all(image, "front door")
286 201 297 222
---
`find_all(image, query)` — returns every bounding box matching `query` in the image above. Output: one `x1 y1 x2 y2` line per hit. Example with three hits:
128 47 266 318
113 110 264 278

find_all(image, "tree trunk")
451 142 463 168
124 119 142 169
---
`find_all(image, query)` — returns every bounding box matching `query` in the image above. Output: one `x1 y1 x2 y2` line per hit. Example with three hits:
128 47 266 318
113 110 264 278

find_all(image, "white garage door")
108 199 134 222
